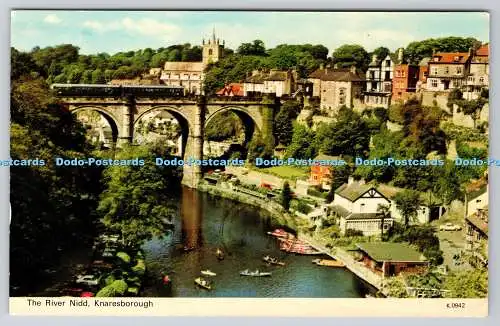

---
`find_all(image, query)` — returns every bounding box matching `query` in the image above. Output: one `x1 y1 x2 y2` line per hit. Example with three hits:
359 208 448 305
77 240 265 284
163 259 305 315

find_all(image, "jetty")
298 234 387 295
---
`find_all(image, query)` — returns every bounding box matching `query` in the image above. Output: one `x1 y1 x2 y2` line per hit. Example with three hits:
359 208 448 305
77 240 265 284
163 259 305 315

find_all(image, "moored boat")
216 248 224 260
194 277 212 290
240 269 272 277
267 229 295 238
312 259 345 267
201 269 217 276
263 255 285 266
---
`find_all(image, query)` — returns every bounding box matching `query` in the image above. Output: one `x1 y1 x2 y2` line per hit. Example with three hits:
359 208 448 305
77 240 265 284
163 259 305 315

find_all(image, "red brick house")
392 49 419 102
309 154 341 189
356 242 429 277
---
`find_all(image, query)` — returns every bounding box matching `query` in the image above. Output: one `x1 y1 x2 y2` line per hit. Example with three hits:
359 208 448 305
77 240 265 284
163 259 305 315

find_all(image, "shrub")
345 229 364 237
131 259 146 276
116 252 131 264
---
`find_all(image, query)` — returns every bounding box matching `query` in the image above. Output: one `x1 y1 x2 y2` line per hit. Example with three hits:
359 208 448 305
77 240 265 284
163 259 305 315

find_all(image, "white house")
330 179 393 236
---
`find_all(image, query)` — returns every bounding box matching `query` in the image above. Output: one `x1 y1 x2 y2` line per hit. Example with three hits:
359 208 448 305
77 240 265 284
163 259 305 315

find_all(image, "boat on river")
312 259 345 267
194 277 213 290
216 248 224 260
201 269 217 277
263 255 285 266
279 239 322 255
240 269 272 277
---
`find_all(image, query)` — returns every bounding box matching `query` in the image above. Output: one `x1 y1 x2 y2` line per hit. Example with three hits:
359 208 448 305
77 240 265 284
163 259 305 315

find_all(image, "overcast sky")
11 11 489 55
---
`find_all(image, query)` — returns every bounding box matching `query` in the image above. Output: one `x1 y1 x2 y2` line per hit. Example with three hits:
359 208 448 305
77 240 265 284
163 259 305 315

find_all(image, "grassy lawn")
256 165 309 180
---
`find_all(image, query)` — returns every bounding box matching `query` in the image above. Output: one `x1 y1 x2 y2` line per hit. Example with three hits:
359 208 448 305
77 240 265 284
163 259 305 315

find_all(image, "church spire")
212 26 216 42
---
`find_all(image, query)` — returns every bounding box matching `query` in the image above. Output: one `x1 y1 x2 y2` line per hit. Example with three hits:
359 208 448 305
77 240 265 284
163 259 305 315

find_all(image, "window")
431 79 438 88
360 203 365 213
456 67 463 74
431 67 438 75
396 70 401 77
208 49 213 55
402 71 406 77
444 66 449 74
370 71 375 80
479 77 485 84
339 88 346 105
386 60 390 66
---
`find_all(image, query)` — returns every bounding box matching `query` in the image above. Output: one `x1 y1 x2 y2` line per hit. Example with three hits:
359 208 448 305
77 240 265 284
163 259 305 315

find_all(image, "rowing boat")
263 255 285 266
194 277 212 290
201 269 217 276
240 269 272 277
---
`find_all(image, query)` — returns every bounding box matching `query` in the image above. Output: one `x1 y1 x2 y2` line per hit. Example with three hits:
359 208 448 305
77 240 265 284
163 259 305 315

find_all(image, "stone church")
152 30 225 95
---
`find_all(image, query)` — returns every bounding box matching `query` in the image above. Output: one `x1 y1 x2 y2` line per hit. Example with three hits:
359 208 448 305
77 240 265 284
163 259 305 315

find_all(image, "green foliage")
116 252 131 264
281 181 292 211
404 36 481 64
97 145 176 249
205 111 244 141
345 229 364 237
131 259 146 276
273 100 301 146
444 268 488 298
387 223 443 266
247 134 273 162
331 44 370 71
237 40 266 56
393 190 423 226
95 285 118 297
371 47 390 61
295 200 313 214
10 74 101 290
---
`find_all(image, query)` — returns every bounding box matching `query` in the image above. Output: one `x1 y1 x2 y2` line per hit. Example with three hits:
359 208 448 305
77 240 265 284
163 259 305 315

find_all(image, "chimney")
325 64 331 74
372 54 378 63
333 63 339 69
398 48 404 62
348 176 354 185
469 47 474 56
350 65 356 73
358 178 366 185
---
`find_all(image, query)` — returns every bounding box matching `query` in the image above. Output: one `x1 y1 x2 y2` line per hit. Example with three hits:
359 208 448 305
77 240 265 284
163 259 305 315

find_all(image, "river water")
141 187 372 298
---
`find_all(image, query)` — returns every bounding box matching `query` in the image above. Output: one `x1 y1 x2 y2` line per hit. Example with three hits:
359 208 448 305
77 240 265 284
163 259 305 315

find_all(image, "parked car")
439 223 462 231
75 274 101 286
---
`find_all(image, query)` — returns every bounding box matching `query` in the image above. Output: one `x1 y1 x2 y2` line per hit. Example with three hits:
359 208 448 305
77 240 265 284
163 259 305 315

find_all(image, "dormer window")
454 56 460 61
433 57 439 62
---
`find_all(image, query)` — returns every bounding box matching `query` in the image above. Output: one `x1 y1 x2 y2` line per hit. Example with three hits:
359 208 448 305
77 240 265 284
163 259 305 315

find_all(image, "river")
140 187 372 298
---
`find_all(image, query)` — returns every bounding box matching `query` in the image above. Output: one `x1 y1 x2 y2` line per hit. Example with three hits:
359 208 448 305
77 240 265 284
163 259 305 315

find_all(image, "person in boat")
162 274 171 285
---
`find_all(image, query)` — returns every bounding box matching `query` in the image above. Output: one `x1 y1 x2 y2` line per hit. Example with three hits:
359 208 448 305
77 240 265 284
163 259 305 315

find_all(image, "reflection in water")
142 188 373 298
181 187 203 250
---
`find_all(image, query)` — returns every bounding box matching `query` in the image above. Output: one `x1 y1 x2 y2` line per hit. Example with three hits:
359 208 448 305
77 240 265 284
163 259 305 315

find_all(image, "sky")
10 11 489 55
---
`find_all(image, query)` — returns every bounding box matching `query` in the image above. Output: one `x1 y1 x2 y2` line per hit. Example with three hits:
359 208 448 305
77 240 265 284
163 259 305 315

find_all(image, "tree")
281 182 292 211
444 268 487 298
377 204 391 239
273 100 300 146
393 190 422 225
97 145 176 249
405 37 480 64
285 123 317 159
237 40 266 56
331 44 369 71
372 47 390 62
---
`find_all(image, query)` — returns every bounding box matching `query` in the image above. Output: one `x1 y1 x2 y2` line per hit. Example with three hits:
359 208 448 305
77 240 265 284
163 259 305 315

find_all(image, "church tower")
202 28 224 65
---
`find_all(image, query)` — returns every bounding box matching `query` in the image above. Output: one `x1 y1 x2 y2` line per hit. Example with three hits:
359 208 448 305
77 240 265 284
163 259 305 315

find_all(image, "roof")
429 52 470 64
314 154 341 161
335 181 374 202
163 61 204 72
356 242 428 263
264 71 288 81
216 83 244 96
466 178 488 200
476 44 489 57
245 72 266 83
329 205 350 218
346 213 391 220
466 208 488 235
308 68 364 82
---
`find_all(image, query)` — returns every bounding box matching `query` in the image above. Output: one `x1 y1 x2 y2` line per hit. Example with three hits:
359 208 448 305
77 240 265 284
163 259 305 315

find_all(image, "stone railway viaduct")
53 84 278 188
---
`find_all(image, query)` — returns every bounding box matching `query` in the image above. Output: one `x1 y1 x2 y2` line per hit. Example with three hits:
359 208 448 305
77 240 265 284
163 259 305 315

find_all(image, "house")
308 65 365 116
330 179 393 236
425 50 472 91
392 48 420 102
465 179 488 218
464 44 489 99
309 154 340 189
243 69 295 97
356 242 429 277
216 83 244 96
364 53 399 108
157 30 224 95
263 69 295 97
416 57 430 91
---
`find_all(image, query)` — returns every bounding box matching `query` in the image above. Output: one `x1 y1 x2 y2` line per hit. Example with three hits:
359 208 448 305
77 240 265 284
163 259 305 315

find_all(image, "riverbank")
197 181 390 296
198 182 299 231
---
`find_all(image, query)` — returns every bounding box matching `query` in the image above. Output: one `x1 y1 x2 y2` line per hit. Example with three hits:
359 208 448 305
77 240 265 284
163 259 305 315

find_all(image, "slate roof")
308 68 364 82
376 183 442 206
466 208 488 235
264 71 288 81
346 213 386 220
314 154 341 161
356 242 428 263
163 61 204 72
335 182 374 202
329 205 350 218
